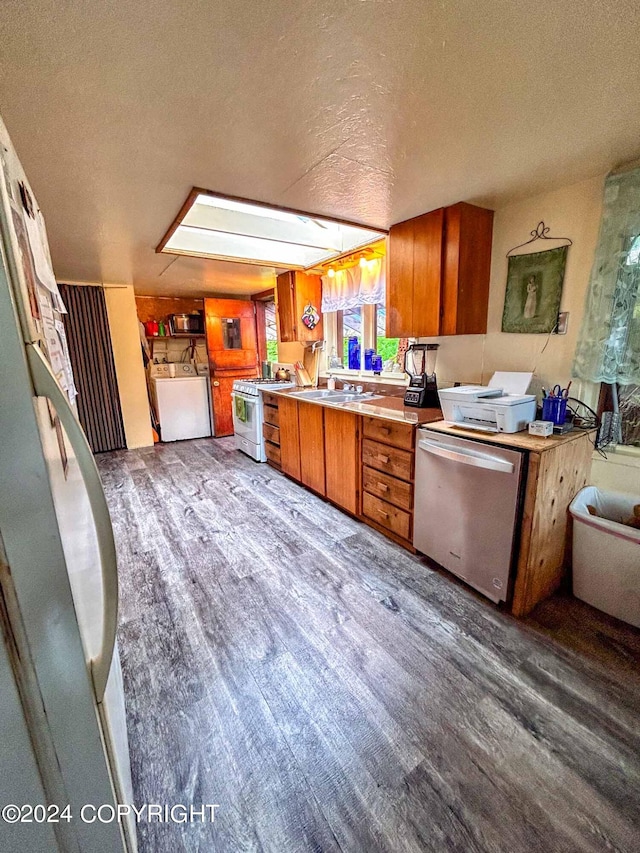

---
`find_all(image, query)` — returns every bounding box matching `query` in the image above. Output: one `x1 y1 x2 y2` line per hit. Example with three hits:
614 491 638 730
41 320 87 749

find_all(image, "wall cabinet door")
324 408 358 515
276 271 323 343
279 396 301 480
386 202 493 338
441 202 494 335
298 402 325 494
387 209 444 338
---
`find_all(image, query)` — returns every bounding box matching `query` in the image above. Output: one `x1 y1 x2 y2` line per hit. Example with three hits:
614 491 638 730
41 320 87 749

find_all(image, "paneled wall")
135 295 207 363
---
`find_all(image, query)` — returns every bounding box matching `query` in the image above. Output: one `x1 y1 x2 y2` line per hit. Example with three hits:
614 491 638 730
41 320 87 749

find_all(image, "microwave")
169 312 204 336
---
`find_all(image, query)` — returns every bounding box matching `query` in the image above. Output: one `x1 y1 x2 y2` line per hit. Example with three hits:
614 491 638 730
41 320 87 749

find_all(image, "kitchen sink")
289 388 382 404
289 389 340 399
324 393 382 403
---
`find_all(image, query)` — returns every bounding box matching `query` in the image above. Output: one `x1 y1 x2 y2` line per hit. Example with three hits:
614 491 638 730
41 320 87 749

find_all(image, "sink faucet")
356 385 363 394
342 382 353 391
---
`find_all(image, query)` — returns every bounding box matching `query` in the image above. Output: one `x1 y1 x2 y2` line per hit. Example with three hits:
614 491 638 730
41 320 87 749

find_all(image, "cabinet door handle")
377 508 389 518
377 454 390 463
380 427 390 435
377 482 389 491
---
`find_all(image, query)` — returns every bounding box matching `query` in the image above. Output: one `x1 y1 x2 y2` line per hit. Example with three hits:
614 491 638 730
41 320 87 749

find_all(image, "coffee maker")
403 343 439 407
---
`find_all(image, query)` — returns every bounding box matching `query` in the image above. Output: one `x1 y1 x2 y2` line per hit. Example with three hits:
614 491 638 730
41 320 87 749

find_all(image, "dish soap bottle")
327 374 336 391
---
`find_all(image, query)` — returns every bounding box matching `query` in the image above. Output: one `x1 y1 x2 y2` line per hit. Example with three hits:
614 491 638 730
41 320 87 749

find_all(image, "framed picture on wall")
501 246 568 333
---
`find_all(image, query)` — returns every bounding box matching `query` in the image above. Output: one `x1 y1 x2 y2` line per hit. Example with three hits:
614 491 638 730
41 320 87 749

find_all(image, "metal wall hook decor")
506 221 573 257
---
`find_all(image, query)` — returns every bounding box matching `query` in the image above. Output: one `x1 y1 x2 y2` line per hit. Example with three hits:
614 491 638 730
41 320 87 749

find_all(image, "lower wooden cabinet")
362 492 411 541
298 402 325 494
324 408 359 515
278 396 301 480
362 466 413 511
360 416 416 548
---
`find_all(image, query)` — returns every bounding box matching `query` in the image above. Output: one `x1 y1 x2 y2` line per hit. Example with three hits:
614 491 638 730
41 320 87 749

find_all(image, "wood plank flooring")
97 437 640 853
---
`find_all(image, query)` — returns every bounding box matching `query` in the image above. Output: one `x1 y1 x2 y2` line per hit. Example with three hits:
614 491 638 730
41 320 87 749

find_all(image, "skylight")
157 190 387 269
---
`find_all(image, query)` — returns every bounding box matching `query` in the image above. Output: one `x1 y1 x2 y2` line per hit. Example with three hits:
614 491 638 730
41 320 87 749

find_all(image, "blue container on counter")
348 337 361 370
542 395 568 425
364 348 375 370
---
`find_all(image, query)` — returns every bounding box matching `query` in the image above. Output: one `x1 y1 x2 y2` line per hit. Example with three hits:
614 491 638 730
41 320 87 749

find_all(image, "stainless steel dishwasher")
413 428 525 603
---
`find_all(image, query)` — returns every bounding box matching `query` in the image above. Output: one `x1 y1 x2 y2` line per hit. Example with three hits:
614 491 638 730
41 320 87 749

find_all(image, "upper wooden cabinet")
386 202 494 338
276 271 323 343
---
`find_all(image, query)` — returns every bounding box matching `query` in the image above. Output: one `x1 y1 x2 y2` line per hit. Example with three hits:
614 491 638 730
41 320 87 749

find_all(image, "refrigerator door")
0 116 134 851
413 429 524 603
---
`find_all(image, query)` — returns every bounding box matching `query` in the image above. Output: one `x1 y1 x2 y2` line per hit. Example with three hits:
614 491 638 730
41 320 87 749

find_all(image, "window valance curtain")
573 166 640 384
321 258 385 312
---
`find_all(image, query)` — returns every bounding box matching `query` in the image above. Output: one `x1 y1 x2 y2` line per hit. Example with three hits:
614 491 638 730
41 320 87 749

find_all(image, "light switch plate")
556 312 569 334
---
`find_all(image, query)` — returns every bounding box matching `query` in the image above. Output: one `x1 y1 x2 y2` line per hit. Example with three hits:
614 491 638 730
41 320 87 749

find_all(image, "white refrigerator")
0 116 136 852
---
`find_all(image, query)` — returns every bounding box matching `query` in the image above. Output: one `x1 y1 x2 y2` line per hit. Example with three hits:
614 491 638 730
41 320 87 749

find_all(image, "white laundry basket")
569 486 640 628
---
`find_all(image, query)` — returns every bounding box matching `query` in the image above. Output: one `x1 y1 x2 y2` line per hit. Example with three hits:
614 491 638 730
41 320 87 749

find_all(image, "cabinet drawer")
263 404 280 427
265 441 281 466
262 422 280 445
362 466 413 511
362 439 413 481
363 417 414 450
261 392 281 408
363 492 411 541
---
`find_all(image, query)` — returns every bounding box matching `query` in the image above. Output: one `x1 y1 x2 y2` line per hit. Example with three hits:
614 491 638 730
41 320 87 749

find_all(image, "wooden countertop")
423 420 597 453
269 387 442 426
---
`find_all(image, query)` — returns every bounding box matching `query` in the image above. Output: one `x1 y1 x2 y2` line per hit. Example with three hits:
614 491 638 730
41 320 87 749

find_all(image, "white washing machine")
150 363 213 442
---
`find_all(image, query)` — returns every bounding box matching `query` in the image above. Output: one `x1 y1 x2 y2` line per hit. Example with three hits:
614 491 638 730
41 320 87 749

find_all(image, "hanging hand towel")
234 395 247 423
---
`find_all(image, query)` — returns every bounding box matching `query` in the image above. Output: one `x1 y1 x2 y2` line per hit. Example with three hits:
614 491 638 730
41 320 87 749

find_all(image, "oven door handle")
418 439 515 474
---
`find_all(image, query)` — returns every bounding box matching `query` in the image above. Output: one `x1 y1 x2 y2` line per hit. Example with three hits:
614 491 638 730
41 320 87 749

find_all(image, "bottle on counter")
364 348 375 371
347 336 360 370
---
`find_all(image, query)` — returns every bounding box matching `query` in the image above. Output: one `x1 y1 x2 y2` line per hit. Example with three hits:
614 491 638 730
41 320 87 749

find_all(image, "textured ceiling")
1 0 639 297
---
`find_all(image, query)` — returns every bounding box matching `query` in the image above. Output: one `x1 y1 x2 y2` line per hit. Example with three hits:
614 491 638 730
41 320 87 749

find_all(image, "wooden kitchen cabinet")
276 271 323 343
386 201 494 338
278 396 301 480
387 208 444 338
298 402 325 495
360 416 416 549
324 408 359 515
262 391 282 469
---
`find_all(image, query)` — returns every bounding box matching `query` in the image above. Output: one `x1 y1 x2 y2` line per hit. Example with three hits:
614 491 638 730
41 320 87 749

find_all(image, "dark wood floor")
97 437 640 853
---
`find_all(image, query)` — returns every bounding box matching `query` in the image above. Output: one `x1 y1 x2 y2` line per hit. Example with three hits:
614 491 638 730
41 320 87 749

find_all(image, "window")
619 385 640 446
325 303 400 372
573 166 640 449
264 301 278 361
376 306 401 363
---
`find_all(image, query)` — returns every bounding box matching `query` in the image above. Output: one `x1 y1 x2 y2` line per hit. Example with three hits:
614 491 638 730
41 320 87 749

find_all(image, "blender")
403 343 439 407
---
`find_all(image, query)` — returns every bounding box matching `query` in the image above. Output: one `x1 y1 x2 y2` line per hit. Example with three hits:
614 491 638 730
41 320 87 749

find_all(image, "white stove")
231 377 295 461
232 378 296 396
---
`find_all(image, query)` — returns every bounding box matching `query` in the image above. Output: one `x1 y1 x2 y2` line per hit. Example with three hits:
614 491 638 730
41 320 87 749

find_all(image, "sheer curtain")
321 258 385 312
573 166 640 384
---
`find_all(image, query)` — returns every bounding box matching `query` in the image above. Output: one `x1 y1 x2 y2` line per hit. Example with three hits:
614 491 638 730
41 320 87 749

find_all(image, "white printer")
438 372 537 433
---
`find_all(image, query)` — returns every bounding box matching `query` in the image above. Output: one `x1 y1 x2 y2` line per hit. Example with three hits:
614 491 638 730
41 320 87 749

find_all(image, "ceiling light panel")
158 191 386 269
165 225 339 268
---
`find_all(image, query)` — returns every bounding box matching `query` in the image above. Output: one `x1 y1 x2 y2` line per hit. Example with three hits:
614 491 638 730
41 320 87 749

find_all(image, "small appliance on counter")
404 343 439 407
438 371 536 433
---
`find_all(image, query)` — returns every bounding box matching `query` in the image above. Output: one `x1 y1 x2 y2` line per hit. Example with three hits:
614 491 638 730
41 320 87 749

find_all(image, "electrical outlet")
556 312 569 334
